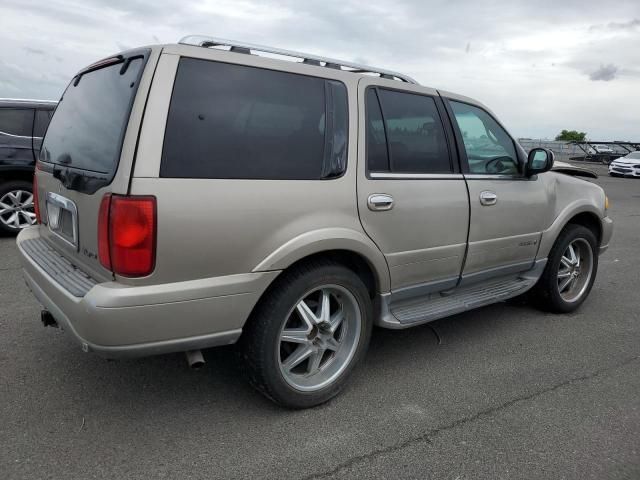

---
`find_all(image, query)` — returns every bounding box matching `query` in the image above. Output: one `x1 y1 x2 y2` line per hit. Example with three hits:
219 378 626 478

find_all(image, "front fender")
537 200 604 259
252 227 391 293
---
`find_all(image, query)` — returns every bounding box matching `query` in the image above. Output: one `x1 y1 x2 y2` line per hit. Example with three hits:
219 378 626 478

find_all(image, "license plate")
46 192 78 248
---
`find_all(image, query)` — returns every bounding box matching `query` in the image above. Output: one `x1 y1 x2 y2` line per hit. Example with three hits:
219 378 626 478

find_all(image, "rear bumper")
17 227 280 358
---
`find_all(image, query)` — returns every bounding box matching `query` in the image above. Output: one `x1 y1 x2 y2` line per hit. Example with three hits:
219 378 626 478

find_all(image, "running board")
376 260 547 330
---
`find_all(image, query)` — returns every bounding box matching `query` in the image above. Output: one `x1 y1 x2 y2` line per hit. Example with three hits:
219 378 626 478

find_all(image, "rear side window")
0 108 34 137
161 58 348 180
366 88 451 173
449 101 518 175
33 109 53 138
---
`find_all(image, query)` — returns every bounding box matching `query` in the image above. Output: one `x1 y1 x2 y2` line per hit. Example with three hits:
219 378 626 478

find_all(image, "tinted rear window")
160 58 348 180
0 108 34 137
40 55 147 175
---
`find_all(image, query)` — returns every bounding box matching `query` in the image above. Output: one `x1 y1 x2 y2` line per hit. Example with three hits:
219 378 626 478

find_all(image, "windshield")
40 54 147 175
625 152 640 159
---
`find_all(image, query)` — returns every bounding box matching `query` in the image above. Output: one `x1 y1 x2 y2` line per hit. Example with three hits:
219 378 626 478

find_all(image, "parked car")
17 38 613 408
0 99 56 233
608 151 640 177
588 144 615 155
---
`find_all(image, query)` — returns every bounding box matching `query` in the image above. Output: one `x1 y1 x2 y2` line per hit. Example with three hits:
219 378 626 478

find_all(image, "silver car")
17 37 613 408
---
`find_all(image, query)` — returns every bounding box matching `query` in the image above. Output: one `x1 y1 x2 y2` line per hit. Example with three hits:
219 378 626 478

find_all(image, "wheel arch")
252 228 391 294
567 211 602 244
537 203 604 259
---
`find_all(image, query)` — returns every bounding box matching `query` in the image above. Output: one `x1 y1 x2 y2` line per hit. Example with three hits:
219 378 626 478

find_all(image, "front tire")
532 224 598 313
240 260 373 408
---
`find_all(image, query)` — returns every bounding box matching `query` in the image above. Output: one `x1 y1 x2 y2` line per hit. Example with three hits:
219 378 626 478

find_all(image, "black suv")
0 99 57 233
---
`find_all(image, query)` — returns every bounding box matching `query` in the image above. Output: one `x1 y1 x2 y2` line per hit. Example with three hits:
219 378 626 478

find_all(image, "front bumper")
609 164 640 177
599 215 614 254
17 227 279 358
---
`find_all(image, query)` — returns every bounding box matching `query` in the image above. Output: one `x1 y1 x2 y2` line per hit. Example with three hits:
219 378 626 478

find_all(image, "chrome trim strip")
0 97 57 104
46 192 79 249
464 174 527 180
179 35 418 84
369 172 464 180
0 130 33 139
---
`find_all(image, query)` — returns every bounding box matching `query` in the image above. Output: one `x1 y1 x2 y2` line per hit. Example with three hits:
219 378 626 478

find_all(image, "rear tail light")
98 194 156 277
33 174 41 224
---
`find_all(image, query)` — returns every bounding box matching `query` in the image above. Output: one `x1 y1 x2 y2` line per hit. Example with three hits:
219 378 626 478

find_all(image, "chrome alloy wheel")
557 238 594 303
0 189 36 230
278 285 362 392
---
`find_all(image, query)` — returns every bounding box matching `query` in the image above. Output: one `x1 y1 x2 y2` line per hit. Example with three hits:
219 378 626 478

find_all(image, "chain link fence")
518 139 585 162
518 139 633 162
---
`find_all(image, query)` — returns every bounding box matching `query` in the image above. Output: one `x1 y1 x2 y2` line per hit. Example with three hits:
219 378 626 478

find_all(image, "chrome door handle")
479 191 497 206
368 194 394 211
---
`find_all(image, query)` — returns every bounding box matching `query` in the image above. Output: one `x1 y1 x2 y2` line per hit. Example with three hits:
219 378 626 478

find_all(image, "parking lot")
0 163 638 479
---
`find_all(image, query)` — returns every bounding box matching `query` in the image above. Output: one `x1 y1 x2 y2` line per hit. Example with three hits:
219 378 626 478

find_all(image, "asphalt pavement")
1 163 638 479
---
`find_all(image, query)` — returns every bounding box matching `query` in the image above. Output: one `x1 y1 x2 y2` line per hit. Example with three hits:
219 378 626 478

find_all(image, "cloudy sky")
2 0 639 139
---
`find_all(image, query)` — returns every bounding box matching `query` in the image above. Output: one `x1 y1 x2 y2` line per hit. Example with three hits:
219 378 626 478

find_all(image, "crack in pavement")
302 355 640 480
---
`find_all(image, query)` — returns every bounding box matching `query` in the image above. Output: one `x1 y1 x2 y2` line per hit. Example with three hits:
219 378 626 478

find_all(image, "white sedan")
609 152 640 177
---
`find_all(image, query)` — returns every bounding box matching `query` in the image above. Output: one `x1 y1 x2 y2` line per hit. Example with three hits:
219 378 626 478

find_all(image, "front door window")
450 101 518 175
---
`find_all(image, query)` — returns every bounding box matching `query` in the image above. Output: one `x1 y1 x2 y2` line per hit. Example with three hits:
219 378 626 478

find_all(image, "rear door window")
0 108 34 137
161 58 348 180
40 54 148 176
366 88 451 173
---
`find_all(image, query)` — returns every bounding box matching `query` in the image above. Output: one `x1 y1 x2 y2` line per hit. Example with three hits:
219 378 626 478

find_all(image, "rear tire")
0 180 36 234
531 224 598 313
239 260 373 408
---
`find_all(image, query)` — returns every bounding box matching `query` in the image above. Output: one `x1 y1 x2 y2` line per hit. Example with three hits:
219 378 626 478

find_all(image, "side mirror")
526 148 554 176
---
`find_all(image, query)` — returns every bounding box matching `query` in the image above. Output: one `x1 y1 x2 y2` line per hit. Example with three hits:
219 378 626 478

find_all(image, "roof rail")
178 35 418 84
0 98 57 104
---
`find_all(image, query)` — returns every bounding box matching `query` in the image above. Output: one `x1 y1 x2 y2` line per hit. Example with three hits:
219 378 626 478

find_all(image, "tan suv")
17 36 613 408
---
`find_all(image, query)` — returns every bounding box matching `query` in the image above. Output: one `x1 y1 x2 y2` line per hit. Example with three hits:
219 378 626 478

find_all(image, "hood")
551 161 598 179
611 156 640 165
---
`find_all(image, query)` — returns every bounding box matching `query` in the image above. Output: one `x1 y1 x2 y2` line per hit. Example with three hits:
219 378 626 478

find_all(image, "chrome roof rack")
178 35 418 84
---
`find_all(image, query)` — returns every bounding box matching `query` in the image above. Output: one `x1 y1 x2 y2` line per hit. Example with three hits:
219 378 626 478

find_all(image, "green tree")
555 130 587 142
